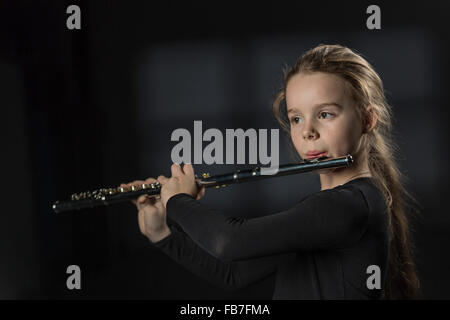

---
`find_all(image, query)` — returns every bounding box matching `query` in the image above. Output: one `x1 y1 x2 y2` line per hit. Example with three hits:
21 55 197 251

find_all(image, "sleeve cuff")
166 193 196 214
150 225 176 247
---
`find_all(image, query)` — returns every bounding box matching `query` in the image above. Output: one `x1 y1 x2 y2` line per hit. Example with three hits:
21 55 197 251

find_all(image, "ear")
362 105 377 133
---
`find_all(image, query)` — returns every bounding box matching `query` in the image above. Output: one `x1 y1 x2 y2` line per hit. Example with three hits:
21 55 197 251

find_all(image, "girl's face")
286 72 364 161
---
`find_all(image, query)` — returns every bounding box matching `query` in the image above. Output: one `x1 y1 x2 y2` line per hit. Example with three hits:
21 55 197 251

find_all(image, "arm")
151 222 280 291
166 186 370 261
120 176 279 291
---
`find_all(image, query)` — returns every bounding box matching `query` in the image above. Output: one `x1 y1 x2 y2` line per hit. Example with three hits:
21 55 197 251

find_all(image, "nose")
302 120 319 140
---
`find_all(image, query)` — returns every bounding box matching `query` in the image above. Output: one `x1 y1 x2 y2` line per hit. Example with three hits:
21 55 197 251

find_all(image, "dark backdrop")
1 0 449 299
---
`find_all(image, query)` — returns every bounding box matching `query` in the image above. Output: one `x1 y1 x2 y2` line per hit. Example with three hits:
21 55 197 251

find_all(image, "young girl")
122 44 420 299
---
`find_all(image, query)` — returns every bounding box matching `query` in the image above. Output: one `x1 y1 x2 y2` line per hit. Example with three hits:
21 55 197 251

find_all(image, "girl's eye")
319 112 333 119
290 116 302 124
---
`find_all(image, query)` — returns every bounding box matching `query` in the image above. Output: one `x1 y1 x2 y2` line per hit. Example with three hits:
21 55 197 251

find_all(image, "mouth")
305 151 328 159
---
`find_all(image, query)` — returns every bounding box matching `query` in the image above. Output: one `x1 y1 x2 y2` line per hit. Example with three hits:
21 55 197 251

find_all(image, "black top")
152 177 389 299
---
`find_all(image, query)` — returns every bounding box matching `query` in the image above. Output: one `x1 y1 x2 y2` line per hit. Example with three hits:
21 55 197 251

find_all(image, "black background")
1 0 449 299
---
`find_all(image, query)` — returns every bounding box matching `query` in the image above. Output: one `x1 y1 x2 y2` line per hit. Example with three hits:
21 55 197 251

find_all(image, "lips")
305 151 328 159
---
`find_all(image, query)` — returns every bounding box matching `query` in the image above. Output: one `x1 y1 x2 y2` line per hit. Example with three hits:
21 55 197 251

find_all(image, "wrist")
147 225 172 243
165 192 195 208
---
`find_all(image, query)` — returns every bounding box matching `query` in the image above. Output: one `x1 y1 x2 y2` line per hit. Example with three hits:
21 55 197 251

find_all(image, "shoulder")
303 178 388 233
301 180 371 212
343 178 386 215
293 179 383 232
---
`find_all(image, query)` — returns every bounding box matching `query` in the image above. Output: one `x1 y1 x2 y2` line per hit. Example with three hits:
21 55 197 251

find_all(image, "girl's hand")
120 177 171 243
157 163 206 208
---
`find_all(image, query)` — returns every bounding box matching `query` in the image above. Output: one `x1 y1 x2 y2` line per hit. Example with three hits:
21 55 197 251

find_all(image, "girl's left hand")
157 163 206 208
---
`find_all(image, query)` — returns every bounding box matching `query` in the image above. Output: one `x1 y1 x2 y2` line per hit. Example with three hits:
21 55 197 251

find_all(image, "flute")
52 154 353 213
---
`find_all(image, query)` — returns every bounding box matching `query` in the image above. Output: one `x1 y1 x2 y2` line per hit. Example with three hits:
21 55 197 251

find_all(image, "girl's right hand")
120 177 171 243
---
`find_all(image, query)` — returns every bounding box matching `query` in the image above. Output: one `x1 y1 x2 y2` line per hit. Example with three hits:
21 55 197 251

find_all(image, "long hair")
272 44 420 299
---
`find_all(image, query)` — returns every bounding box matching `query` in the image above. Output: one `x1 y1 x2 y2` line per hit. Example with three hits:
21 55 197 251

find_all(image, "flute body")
52 155 353 213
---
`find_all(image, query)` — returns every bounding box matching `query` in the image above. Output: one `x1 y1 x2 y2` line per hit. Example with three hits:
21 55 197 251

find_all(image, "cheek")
326 124 360 153
290 129 304 150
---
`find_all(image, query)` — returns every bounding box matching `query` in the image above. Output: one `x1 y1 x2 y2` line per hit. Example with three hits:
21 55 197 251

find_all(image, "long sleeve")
151 222 281 291
165 185 370 262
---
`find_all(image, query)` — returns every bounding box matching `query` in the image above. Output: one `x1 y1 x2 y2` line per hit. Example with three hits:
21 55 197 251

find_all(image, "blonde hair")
273 44 420 299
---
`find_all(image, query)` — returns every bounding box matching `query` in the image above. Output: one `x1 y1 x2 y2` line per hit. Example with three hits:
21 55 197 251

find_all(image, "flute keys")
131 185 143 191
70 191 91 200
149 182 161 189
119 186 131 192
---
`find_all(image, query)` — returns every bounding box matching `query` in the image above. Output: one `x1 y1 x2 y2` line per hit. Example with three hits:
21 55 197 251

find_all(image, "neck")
319 154 371 190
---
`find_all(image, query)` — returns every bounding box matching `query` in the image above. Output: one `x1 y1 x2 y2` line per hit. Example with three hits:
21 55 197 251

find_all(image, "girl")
122 44 420 299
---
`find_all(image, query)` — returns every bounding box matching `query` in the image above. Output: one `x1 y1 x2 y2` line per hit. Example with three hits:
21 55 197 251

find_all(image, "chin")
315 168 335 175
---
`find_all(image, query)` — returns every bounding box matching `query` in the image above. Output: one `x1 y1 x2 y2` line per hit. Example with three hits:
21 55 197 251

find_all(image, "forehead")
285 72 351 112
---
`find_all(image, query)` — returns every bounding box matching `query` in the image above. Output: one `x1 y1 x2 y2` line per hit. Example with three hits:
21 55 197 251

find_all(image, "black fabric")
152 177 389 299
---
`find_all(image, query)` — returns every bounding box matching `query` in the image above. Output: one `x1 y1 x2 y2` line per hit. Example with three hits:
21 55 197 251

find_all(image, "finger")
121 182 133 189
132 194 156 206
137 194 149 204
146 195 159 205
144 177 158 184
195 186 206 200
122 180 146 189
138 210 145 235
183 163 194 177
157 175 169 184
154 199 165 212
135 194 150 210
130 180 146 186
124 181 147 204
171 163 183 177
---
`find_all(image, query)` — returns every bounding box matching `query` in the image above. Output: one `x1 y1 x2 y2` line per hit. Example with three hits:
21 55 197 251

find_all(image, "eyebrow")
287 102 343 114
